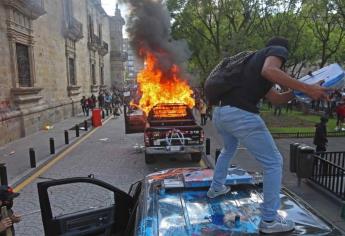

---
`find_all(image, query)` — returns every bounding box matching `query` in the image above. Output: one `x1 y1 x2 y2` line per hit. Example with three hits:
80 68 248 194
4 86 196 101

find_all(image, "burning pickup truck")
125 103 204 164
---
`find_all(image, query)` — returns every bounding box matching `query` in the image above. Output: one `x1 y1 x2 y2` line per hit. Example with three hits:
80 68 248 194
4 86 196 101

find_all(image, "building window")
69 58 76 85
88 15 93 39
98 23 102 41
100 66 104 85
91 64 96 85
16 43 31 87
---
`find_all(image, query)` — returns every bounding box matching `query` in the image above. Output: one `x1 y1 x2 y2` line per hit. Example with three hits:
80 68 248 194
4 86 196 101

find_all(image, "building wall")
102 17 112 88
32 0 67 105
0 5 14 110
109 6 125 89
72 0 92 95
0 0 119 145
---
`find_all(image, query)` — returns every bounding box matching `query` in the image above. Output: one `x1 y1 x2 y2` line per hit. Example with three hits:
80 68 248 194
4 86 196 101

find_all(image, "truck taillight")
200 130 204 143
144 131 151 145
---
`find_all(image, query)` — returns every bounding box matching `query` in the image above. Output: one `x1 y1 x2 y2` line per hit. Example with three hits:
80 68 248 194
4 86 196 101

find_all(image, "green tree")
306 0 345 67
167 0 345 84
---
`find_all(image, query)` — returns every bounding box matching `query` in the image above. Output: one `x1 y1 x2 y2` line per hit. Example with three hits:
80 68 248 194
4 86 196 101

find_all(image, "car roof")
135 168 342 235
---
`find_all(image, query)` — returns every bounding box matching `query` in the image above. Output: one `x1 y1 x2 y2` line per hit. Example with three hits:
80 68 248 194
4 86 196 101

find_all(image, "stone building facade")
109 4 126 89
0 0 125 145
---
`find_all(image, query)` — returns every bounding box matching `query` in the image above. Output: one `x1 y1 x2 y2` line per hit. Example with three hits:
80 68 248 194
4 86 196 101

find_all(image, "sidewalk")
201 118 345 232
0 113 93 185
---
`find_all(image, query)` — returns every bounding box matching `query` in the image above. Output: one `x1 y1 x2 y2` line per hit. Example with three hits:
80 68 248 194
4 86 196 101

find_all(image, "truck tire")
145 153 155 164
191 153 202 162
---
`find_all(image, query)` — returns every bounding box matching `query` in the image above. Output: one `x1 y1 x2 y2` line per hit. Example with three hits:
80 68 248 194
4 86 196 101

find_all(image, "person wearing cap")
0 186 21 235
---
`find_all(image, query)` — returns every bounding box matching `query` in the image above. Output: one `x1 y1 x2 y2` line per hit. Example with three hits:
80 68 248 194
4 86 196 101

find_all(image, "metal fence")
310 152 345 200
272 131 345 139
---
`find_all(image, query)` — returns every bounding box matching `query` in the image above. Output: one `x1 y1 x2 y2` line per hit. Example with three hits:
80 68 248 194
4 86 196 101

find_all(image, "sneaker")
259 216 295 234
207 185 230 198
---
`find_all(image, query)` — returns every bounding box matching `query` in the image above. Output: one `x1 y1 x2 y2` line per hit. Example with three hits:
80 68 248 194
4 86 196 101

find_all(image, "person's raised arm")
261 56 329 101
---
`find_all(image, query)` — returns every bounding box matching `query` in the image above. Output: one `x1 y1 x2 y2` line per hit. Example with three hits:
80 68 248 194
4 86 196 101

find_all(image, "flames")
152 104 188 118
132 50 195 115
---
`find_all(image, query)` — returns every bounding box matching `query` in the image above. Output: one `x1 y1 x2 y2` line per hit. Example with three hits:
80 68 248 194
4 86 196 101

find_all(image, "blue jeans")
210 105 283 221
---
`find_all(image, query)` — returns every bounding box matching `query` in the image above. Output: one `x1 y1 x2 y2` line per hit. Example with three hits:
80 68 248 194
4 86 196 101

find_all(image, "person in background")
335 99 345 131
113 95 122 116
98 92 104 109
199 99 207 126
104 93 112 113
91 94 97 109
285 99 293 113
206 105 213 121
313 116 328 152
87 97 94 112
273 85 283 116
0 186 21 235
273 104 282 116
80 96 87 116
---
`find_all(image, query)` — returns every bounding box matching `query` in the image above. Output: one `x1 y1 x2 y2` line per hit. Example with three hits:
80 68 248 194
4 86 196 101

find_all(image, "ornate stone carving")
11 87 43 109
3 0 46 20
91 84 99 93
67 85 81 97
64 16 83 41
88 34 101 51
100 85 108 90
98 41 108 56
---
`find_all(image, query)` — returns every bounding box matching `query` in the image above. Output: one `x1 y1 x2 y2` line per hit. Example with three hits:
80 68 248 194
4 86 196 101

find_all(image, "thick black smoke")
119 0 190 78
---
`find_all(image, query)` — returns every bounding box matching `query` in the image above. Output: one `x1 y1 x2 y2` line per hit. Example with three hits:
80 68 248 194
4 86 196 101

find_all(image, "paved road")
11 112 345 235
12 115 204 235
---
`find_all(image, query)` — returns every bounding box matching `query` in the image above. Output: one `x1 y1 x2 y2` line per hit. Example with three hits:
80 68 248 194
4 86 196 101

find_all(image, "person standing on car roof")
207 37 330 234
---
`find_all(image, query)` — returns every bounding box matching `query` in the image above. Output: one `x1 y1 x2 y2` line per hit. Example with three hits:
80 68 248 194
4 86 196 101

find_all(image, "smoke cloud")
119 0 191 76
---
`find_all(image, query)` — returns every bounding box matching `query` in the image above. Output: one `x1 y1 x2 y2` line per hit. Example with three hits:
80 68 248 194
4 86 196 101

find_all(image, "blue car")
37 167 342 235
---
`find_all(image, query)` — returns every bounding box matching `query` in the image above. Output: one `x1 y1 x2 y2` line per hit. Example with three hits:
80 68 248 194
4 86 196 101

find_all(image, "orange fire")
152 104 188 118
133 50 195 115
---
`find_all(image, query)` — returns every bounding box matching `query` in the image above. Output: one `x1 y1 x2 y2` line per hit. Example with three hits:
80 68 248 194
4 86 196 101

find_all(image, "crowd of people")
80 90 123 117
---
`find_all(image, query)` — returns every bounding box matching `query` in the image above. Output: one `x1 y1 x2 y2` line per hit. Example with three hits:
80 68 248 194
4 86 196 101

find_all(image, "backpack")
204 51 256 105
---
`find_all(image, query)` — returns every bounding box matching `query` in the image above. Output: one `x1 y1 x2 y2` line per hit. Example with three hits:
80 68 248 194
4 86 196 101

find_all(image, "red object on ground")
92 109 102 127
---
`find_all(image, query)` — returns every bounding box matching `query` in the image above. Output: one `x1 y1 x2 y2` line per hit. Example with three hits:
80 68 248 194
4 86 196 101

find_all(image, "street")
9 111 345 235
12 114 204 235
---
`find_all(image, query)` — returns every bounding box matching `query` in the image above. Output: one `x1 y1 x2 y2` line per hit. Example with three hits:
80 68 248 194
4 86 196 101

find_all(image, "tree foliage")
167 0 345 83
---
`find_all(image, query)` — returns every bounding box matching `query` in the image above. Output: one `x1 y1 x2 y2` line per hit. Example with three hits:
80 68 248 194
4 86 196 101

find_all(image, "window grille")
92 64 96 85
100 66 104 85
16 43 31 87
69 58 76 85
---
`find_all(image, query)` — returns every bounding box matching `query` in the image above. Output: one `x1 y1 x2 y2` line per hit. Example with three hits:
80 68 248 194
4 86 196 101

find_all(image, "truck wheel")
191 153 202 162
145 153 155 164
